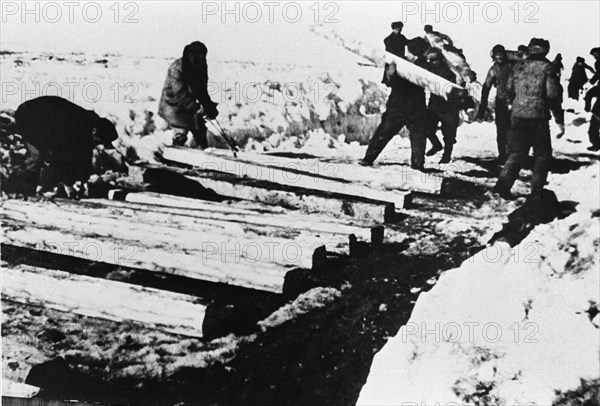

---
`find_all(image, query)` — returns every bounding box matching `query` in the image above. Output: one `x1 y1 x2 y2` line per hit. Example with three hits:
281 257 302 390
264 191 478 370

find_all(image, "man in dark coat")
362 38 429 170
158 41 219 148
584 84 600 151
384 21 407 58
589 47 600 84
495 38 560 200
567 57 595 100
477 44 514 162
14 96 118 196
424 48 461 163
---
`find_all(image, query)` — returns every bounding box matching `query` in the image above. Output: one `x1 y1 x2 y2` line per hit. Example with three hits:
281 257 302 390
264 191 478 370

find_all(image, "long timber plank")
2 264 208 337
131 164 395 222
2 219 292 293
162 147 412 209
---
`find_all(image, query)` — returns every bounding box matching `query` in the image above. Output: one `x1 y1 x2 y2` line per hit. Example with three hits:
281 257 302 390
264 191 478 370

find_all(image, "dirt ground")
4 155 567 405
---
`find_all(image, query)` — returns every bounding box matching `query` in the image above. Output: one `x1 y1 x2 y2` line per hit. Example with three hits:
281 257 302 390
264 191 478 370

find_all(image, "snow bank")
357 161 600 405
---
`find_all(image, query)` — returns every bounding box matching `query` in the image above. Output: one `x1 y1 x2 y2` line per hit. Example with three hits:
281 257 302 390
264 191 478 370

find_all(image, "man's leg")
362 111 405 165
495 101 510 162
439 112 459 163
172 127 189 146
588 115 600 150
530 119 552 196
496 118 532 197
406 117 427 170
425 111 443 156
192 119 209 150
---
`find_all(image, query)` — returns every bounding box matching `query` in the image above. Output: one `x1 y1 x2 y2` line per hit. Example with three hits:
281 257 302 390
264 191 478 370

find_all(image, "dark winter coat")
384 32 407 58
426 62 459 114
385 59 427 113
482 61 514 101
585 85 600 116
507 56 560 119
568 61 594 88
590 60 600 84
15 96 117 185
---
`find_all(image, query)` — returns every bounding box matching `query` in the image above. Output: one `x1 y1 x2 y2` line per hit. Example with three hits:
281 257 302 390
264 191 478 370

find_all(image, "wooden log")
133 164 396 222
161 147 413 208
385 51 470 108
1 199 322 271
1 264 208 337
2 219 293 293
115 191 375 241
207 150 442 195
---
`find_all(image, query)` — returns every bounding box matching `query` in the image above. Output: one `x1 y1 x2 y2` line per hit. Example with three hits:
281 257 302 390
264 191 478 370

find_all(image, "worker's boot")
556 123 565 139
426 141 443 156
439 144 453 164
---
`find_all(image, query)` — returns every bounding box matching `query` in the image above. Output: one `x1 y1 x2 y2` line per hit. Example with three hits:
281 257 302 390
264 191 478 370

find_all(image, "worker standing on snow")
158 41 219 148
423 48 461 163
567 57 595 101
584 84 600 151
477 44 514 163
494 38 560 200
362 38 429 170
384 21 407 58
589 47 600 85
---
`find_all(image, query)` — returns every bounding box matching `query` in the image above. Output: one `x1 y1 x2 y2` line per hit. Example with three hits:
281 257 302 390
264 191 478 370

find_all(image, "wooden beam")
161 147 414 207
2 264 207 337
2 218 293 293
207 149 443 195
130 164 395 223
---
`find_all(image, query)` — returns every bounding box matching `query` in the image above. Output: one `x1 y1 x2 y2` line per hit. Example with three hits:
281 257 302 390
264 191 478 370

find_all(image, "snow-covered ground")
358 116 600 405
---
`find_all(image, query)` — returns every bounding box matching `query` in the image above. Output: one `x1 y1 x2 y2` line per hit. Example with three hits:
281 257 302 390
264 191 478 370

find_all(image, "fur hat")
528 38 550 56
391 21 403 30
424 24 433 33
591 47 600 56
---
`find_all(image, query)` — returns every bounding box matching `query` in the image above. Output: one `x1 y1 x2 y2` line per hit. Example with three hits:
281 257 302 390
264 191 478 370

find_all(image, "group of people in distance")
359 21 600 201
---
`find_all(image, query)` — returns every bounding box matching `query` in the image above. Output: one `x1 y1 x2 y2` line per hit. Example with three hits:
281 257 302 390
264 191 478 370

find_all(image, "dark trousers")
173 120 208 149
495 100 511 160
363 108 426 169
497 118 552 195
589 115 600 147
426 110 459 156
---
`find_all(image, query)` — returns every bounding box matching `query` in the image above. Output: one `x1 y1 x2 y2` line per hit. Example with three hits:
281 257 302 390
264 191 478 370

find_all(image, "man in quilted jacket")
494 38 560 200
158 41 219 148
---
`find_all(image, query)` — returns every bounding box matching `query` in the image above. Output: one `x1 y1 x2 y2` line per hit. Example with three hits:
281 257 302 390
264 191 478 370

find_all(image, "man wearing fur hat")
384 21 407 58
495 38 560 200
159 41 219 148
477 44 514 163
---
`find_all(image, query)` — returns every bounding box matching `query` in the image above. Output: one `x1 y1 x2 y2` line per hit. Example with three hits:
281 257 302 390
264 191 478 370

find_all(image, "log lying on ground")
2 264 208 337
130 163 396 222
207 150 444 195
2 218 294 293
1 195 378 292
161 147 413 208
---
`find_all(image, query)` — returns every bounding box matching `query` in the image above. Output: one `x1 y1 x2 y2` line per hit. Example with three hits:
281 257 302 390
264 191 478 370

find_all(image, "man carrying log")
477 44 514 163
424 48 461 163
361 38 429 170
158 41 219 148
494 38 560 200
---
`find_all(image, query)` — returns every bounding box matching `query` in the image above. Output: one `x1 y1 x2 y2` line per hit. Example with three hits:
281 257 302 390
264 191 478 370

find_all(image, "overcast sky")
1 1 598 76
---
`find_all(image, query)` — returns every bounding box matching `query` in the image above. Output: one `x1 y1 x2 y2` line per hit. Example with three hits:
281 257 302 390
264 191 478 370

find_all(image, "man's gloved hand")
204 102 219 120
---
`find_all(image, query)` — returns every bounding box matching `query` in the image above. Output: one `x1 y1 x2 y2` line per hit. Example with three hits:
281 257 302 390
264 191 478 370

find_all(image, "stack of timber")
2 264 208 337
159 147 422 220
1 195 380 293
